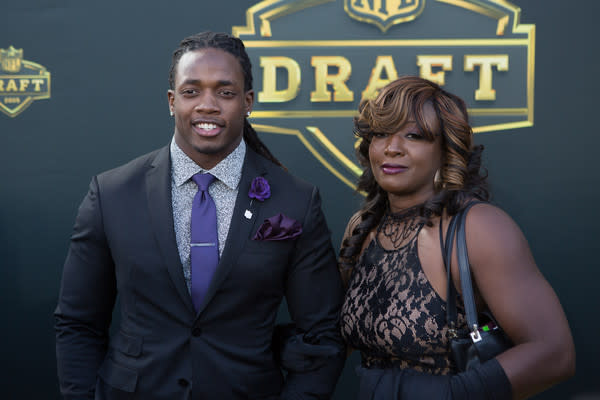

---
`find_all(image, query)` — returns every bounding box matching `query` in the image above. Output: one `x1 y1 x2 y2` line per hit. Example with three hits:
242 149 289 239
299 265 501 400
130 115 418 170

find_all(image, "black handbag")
442 202 513 372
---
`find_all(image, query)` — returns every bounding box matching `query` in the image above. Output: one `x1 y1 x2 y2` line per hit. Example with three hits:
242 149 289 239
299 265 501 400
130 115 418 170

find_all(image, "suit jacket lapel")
195 148 267 315
146 146 195 313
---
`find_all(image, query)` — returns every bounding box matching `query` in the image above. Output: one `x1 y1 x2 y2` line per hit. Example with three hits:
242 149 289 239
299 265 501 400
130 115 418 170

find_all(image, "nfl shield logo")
0 46 23 73
344 0 425 32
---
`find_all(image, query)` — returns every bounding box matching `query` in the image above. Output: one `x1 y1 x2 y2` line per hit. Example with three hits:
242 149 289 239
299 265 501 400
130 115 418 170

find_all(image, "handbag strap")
441 202 486 336
455 201 486 335
441 211 460 334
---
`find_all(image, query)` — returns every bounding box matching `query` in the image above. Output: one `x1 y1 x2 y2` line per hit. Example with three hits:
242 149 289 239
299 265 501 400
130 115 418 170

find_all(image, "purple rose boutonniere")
244 177 271 220
248 176 271 202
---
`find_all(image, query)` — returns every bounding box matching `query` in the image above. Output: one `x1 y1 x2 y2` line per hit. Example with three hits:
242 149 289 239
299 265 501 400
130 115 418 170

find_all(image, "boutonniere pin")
245 177 271 219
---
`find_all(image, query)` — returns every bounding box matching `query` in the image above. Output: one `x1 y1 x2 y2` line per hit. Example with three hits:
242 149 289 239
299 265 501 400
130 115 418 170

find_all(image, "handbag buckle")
447 328 458 339
470 325 482 343
447 321 458 339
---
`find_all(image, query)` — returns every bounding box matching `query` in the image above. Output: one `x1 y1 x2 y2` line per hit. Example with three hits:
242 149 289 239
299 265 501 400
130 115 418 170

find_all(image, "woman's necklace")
379 205 428 248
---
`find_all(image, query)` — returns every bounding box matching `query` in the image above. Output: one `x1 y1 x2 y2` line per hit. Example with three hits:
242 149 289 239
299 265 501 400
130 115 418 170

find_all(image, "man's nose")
194 92 219 113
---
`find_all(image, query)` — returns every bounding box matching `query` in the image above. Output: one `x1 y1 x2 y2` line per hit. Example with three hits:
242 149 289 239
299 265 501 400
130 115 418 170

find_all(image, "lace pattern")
341 215 466 375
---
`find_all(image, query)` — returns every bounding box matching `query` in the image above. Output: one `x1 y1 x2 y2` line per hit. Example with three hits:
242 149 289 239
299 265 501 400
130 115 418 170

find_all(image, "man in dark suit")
55 32 345 400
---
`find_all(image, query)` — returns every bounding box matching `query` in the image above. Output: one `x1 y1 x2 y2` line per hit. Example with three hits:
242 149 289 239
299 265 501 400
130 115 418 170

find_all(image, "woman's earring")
246 111 251 117
434 169 443 191
170 110 174 117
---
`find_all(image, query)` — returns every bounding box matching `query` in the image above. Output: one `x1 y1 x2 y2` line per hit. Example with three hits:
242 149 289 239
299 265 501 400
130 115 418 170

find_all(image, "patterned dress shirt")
170 137 246 293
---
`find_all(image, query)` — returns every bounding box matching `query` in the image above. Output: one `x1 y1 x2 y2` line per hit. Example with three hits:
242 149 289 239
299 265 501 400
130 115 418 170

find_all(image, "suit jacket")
55 145 345 400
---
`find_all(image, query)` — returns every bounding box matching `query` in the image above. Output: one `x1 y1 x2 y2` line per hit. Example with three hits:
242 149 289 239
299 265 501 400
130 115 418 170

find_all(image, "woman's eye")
372 132 388 138
406 132 424 139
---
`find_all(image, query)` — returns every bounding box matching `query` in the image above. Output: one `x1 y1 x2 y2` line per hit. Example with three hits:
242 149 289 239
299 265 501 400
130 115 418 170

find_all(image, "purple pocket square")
253 213 302 241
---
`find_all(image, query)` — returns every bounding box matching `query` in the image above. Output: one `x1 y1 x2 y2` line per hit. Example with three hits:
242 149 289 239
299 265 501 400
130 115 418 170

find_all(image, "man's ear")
167 90 175 115
244 89 254 115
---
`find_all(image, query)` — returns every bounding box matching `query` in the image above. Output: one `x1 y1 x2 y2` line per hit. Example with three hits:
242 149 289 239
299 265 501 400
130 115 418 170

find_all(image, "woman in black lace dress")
339 76 575 399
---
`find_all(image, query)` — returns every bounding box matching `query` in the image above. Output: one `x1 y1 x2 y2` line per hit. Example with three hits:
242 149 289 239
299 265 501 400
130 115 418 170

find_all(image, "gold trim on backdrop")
251 108 528 118
436 0 508 35
242 38 529 47
253 123 359 189
473 120 532 133
258 0 334 37
232 0 334 37
232 0 278 37
306 127 362 176
254 118 532 190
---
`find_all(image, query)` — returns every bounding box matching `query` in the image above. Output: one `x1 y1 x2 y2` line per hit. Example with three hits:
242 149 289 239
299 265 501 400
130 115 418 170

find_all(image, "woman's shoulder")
463 201 517 231
461 201 530 262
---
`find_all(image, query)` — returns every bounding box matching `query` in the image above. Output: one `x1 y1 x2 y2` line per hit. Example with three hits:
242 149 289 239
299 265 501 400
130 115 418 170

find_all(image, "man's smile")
192 118 224 137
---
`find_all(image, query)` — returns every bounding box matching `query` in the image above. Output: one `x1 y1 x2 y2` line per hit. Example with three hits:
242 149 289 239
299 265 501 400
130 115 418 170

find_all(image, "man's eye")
220 90 235 97
182 89 197 96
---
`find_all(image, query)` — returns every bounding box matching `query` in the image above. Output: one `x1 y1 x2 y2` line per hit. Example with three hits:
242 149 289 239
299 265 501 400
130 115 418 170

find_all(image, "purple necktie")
190 173 219 311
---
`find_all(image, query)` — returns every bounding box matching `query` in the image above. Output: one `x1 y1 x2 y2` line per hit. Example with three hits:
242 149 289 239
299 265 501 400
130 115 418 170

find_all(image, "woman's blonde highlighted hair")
340 76 489 273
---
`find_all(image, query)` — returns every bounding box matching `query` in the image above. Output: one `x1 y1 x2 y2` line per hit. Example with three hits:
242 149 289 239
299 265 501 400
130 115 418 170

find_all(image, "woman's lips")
381 163 408 174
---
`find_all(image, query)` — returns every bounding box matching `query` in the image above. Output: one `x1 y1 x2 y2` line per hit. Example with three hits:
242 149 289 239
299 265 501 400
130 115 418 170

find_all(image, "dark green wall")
1 1 598 398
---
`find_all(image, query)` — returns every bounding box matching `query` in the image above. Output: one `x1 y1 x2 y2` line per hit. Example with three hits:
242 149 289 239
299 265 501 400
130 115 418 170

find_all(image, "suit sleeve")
54 176 117 400
280 187 345 400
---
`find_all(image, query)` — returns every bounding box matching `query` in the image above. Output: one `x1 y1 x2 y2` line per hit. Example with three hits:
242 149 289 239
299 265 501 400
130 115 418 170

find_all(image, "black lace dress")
341 210 467 399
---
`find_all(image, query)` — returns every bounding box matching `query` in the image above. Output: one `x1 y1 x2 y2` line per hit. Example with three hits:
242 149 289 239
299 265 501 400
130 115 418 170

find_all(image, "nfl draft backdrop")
0 1 598 398
233 0 535 192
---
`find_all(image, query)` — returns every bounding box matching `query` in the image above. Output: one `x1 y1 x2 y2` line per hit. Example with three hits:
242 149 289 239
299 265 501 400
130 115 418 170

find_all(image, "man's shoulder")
254 153 314 195
96 146 167 186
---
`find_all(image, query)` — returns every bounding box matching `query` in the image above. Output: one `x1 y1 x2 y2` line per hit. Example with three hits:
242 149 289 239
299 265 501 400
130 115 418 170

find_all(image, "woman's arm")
460 203 575 399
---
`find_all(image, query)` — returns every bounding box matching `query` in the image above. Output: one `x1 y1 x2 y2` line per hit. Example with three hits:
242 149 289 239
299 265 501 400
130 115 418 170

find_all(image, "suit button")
178 378 189 387
192 327 202 337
